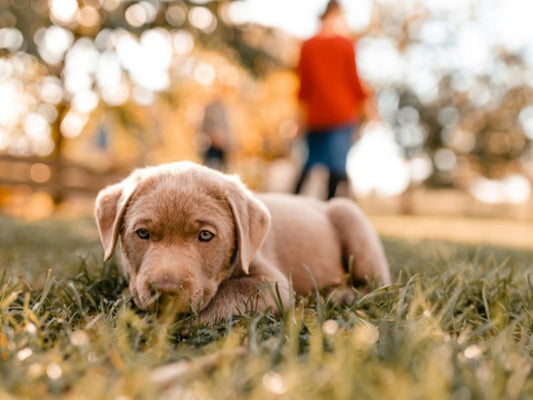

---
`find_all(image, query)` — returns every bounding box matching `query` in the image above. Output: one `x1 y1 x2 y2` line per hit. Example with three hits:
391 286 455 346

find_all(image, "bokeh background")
1 0 533 246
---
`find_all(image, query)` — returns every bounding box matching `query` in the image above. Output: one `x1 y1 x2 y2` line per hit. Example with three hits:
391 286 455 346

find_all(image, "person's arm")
347 42 379 122
295 43 310 135
297 43 310 104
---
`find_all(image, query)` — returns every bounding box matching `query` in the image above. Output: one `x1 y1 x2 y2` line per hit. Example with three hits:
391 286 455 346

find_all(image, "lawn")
1 216 532 399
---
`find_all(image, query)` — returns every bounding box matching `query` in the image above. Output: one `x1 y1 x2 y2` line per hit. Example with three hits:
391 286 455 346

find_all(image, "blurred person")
294 0 377 199
197 94 234 171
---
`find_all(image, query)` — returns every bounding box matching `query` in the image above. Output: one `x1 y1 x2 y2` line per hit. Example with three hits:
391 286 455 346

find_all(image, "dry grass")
370 214 533 250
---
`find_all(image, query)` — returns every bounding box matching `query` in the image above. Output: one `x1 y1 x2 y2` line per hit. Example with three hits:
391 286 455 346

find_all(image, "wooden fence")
0 155 126 204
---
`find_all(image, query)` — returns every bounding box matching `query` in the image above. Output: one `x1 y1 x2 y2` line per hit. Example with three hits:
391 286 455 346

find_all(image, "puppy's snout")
133 274 196 312
151 281 183 294
147 280 192 313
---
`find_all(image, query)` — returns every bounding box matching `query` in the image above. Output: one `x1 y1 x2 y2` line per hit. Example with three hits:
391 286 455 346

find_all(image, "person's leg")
294 166 310 194
205 147 226 171
326 125 355 199
294 131 328 194
327 172 346 199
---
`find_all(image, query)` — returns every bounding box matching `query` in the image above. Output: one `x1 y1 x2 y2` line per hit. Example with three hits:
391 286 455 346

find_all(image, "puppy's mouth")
155 293 193 315
132 281 197 314
152 281 182 293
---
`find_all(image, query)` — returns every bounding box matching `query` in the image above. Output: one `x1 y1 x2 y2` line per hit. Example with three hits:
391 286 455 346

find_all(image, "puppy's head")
94 162 270 312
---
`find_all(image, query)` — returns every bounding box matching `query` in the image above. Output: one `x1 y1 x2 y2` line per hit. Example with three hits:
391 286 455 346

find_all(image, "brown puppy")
95 162 390 323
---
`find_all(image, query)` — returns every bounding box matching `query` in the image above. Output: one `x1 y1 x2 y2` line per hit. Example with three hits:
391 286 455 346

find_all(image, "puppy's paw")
198 308 225 327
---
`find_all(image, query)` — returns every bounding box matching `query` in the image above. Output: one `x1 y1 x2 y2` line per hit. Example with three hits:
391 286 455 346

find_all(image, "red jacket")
297 35 368 129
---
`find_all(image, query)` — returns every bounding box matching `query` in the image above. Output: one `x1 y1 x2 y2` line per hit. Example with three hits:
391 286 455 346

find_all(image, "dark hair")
320 0 341 20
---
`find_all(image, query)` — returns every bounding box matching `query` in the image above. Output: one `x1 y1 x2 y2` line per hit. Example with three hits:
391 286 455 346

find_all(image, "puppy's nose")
151 281 182 294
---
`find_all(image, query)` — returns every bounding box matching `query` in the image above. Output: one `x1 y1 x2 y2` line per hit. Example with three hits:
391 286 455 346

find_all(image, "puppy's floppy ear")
94 178 137 262
225 181 271 274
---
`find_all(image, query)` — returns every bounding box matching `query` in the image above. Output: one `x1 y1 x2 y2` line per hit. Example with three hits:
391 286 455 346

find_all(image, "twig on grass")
149 347 248 388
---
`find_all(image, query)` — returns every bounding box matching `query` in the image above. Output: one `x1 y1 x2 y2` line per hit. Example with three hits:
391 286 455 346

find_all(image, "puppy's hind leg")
326 198 391 286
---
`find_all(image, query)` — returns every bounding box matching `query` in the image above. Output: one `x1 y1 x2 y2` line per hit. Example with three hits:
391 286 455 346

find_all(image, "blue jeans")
303 124 355 176
294 123 356 199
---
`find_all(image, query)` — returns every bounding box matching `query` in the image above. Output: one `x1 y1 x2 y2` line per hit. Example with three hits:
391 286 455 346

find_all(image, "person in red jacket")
294 0 375 199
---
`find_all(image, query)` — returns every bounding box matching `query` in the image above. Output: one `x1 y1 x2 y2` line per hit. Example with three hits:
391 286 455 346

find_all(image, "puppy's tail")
326 198 391 286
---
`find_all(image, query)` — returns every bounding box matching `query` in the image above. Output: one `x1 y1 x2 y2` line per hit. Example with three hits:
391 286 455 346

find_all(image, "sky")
236 0 533 50
231 0 372 38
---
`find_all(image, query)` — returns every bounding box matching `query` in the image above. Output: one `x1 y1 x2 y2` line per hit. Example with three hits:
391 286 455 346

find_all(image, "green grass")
1 216 533 399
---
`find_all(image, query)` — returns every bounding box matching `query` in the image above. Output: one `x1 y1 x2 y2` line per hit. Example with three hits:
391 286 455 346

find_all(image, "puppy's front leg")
200 259 290 324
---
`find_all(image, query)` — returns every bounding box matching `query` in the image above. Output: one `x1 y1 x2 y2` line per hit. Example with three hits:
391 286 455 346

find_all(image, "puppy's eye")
136 228 150 240
198 230 214 242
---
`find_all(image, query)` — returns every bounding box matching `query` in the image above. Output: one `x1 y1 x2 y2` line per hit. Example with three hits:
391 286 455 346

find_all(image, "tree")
360 0 533 190
1 0 277 201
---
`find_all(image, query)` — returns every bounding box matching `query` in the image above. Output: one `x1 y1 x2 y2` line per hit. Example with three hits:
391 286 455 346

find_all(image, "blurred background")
1 0 533 246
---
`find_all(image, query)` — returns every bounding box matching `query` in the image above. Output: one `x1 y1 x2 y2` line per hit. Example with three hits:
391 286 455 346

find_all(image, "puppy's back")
256 193 346 293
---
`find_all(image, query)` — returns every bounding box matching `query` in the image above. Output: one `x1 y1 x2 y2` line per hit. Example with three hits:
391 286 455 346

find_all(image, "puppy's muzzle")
144 281 191 313
151 281 183 294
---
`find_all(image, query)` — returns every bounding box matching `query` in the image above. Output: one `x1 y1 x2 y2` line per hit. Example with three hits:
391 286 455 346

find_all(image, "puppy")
95 162 390 323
